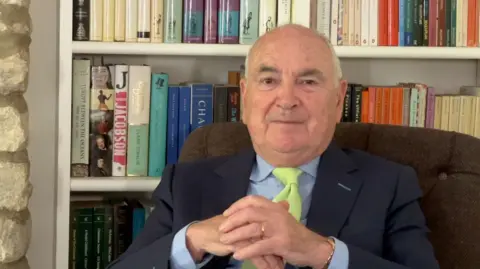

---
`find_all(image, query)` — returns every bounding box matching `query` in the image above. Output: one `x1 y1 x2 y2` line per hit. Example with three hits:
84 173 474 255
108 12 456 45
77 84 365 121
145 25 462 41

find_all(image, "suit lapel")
201 148 256 219
305 141 364 238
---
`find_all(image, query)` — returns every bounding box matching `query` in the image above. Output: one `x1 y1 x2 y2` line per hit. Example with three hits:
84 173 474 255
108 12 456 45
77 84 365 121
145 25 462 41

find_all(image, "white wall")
24 0 57 267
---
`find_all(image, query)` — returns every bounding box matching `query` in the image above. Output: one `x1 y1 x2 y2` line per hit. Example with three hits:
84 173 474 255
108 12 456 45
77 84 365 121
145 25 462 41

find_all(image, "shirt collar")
251 154 321 182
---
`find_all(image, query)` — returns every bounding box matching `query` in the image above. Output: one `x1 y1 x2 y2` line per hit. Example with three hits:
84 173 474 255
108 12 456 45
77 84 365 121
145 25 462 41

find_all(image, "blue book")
178 86 192 157
132 208 146 240
190 83 214 131
148 73 169 176
166 86 179 164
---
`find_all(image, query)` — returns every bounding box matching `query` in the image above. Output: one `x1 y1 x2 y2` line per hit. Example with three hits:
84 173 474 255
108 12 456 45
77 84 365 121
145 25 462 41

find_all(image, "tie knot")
272 167 302 186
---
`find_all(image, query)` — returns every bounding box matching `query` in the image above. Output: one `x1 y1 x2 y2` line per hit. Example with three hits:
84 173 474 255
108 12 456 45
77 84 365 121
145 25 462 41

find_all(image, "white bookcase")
56 0 480 268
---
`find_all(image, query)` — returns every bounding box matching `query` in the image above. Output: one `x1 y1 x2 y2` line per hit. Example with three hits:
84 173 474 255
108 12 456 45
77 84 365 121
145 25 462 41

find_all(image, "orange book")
467 0 477 46
368 87 376 123
378 1 388 46
361 90 369 123
387 0 399 46
374 87 383 124
382 87 391 124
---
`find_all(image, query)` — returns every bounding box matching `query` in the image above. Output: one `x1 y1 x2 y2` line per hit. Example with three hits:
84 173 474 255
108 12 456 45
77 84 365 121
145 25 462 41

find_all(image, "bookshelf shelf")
72 41 251 56
73 41 480 59
70 178 161 192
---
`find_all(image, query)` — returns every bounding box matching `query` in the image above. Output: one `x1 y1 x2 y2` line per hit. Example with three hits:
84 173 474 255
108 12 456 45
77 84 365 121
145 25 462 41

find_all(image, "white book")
316 0 331 38
277 0 291 26
360 0 369 46
462 0 468 47
151 0 164 43
330 0 338 45
102 0 115 41
71 59 91 177
125 0 138 42
137 0 151 42
114 0 126 41
337 0 344 45
354 0 361 45
259 0 277 36
348 0 355 45
128 65 152 125
341 0 349 45
89 0 103 41
368 0 377 46
112 65 129 176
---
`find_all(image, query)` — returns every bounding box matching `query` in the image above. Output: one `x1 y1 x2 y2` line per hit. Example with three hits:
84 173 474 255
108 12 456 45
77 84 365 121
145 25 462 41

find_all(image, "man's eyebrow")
297 68 325 79
256 65 279 74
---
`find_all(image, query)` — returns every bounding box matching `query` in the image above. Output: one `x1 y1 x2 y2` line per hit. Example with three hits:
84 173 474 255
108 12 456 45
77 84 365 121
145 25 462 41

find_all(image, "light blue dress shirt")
169 155 349 269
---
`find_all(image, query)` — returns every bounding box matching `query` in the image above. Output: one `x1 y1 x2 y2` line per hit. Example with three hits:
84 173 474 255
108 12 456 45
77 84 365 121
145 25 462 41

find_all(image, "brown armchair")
178 122 480 269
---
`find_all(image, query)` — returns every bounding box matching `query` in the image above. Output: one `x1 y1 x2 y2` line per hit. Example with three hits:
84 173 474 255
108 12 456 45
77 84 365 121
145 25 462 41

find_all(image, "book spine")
148 73 169 176
449 0 456 46
425 87 436 128
354 0 361 45
349 0 356 44
137 0 151 42
89 0 103 41
151 0 164 42
258 0 276 37
239 0 259 44
71 59 91 178
100 205 113 267
360 0 369 46
177 86 192 157
190 84 213 131
204 0 218 43
114 0 126 41
76 208 94 269
219 0 240 43
93 207 105 269
166 86 179 165
73 0 90 41
227 86 240 122
112 203 129 259
103 0 115 41
112 65 128 176
164 0 183 43
69 206 78 269
127 65 151 176
455 0 462 46
132 208 146 239
402 88 411 126
399 0 405 45
183 0 204 43
423 0 429 46
89 65 114 177
341 0 348 45
316 0 331 37
125 0 138 42
277 0 291 26
369 0 378 45
213 85 228 122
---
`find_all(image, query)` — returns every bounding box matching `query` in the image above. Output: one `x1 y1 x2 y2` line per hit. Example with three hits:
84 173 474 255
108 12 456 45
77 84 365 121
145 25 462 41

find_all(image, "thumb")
278 200 290 211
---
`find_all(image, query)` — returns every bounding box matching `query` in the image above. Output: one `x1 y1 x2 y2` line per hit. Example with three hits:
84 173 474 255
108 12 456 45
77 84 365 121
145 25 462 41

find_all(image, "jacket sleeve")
106 164 177 269
347 166 440 269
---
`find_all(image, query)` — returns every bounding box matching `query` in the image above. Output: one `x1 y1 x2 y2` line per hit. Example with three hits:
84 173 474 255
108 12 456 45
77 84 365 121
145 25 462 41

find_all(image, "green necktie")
241 167 303 269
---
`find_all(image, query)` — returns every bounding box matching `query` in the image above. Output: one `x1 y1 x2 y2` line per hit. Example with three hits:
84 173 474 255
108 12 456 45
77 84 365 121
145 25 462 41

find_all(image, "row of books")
342 83 480 138
73 0 296 44
69 199 154 269
312 0 480 47
70 58 243 178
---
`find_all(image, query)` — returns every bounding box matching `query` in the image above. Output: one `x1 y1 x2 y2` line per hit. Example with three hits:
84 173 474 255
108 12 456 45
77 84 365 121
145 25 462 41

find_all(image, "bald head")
243 24 343 87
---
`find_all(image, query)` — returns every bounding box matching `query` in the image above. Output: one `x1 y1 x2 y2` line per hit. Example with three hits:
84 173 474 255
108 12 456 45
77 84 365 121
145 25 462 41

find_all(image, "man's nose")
276 82 298 109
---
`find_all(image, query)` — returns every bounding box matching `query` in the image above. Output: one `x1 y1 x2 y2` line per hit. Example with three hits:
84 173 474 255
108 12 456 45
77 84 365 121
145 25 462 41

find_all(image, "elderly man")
107 24 440 269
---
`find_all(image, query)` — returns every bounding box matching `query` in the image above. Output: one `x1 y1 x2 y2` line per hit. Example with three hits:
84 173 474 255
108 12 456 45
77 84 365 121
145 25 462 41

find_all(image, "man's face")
241 32 347 163
96 137 105 149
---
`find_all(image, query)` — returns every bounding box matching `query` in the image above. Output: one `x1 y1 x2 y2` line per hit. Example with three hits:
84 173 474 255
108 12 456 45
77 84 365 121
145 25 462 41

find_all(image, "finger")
233 238 276 261
278 200 289 211
219 207 267 233
250 257 270 269
263 255 284 269
223 195 276 217
220 222 263 244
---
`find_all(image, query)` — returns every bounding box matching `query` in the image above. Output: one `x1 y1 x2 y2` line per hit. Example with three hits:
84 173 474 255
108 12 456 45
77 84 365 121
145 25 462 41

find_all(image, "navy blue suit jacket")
107 142 440 269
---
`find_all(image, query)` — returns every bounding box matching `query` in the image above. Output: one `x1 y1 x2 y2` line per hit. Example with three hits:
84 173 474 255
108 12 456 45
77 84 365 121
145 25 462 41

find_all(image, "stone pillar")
0 0 33 268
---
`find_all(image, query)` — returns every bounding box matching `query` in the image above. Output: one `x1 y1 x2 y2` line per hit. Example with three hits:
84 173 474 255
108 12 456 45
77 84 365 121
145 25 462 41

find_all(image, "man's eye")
300 79 317 85
260 78 275 84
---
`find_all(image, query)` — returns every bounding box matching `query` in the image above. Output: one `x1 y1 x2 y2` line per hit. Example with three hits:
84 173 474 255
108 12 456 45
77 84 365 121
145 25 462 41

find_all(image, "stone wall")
0 0 33 268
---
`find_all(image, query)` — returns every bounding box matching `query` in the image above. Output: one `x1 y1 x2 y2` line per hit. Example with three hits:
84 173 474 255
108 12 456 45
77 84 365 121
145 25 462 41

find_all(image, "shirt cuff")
169 222 214 269
327 237 349 269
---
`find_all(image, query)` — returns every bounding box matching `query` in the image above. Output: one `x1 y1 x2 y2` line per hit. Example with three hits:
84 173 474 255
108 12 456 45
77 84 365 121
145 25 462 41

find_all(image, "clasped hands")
186 195 334 269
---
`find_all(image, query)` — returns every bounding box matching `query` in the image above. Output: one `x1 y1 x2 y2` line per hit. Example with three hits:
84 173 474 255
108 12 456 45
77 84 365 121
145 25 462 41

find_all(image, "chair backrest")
179 122 480 268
